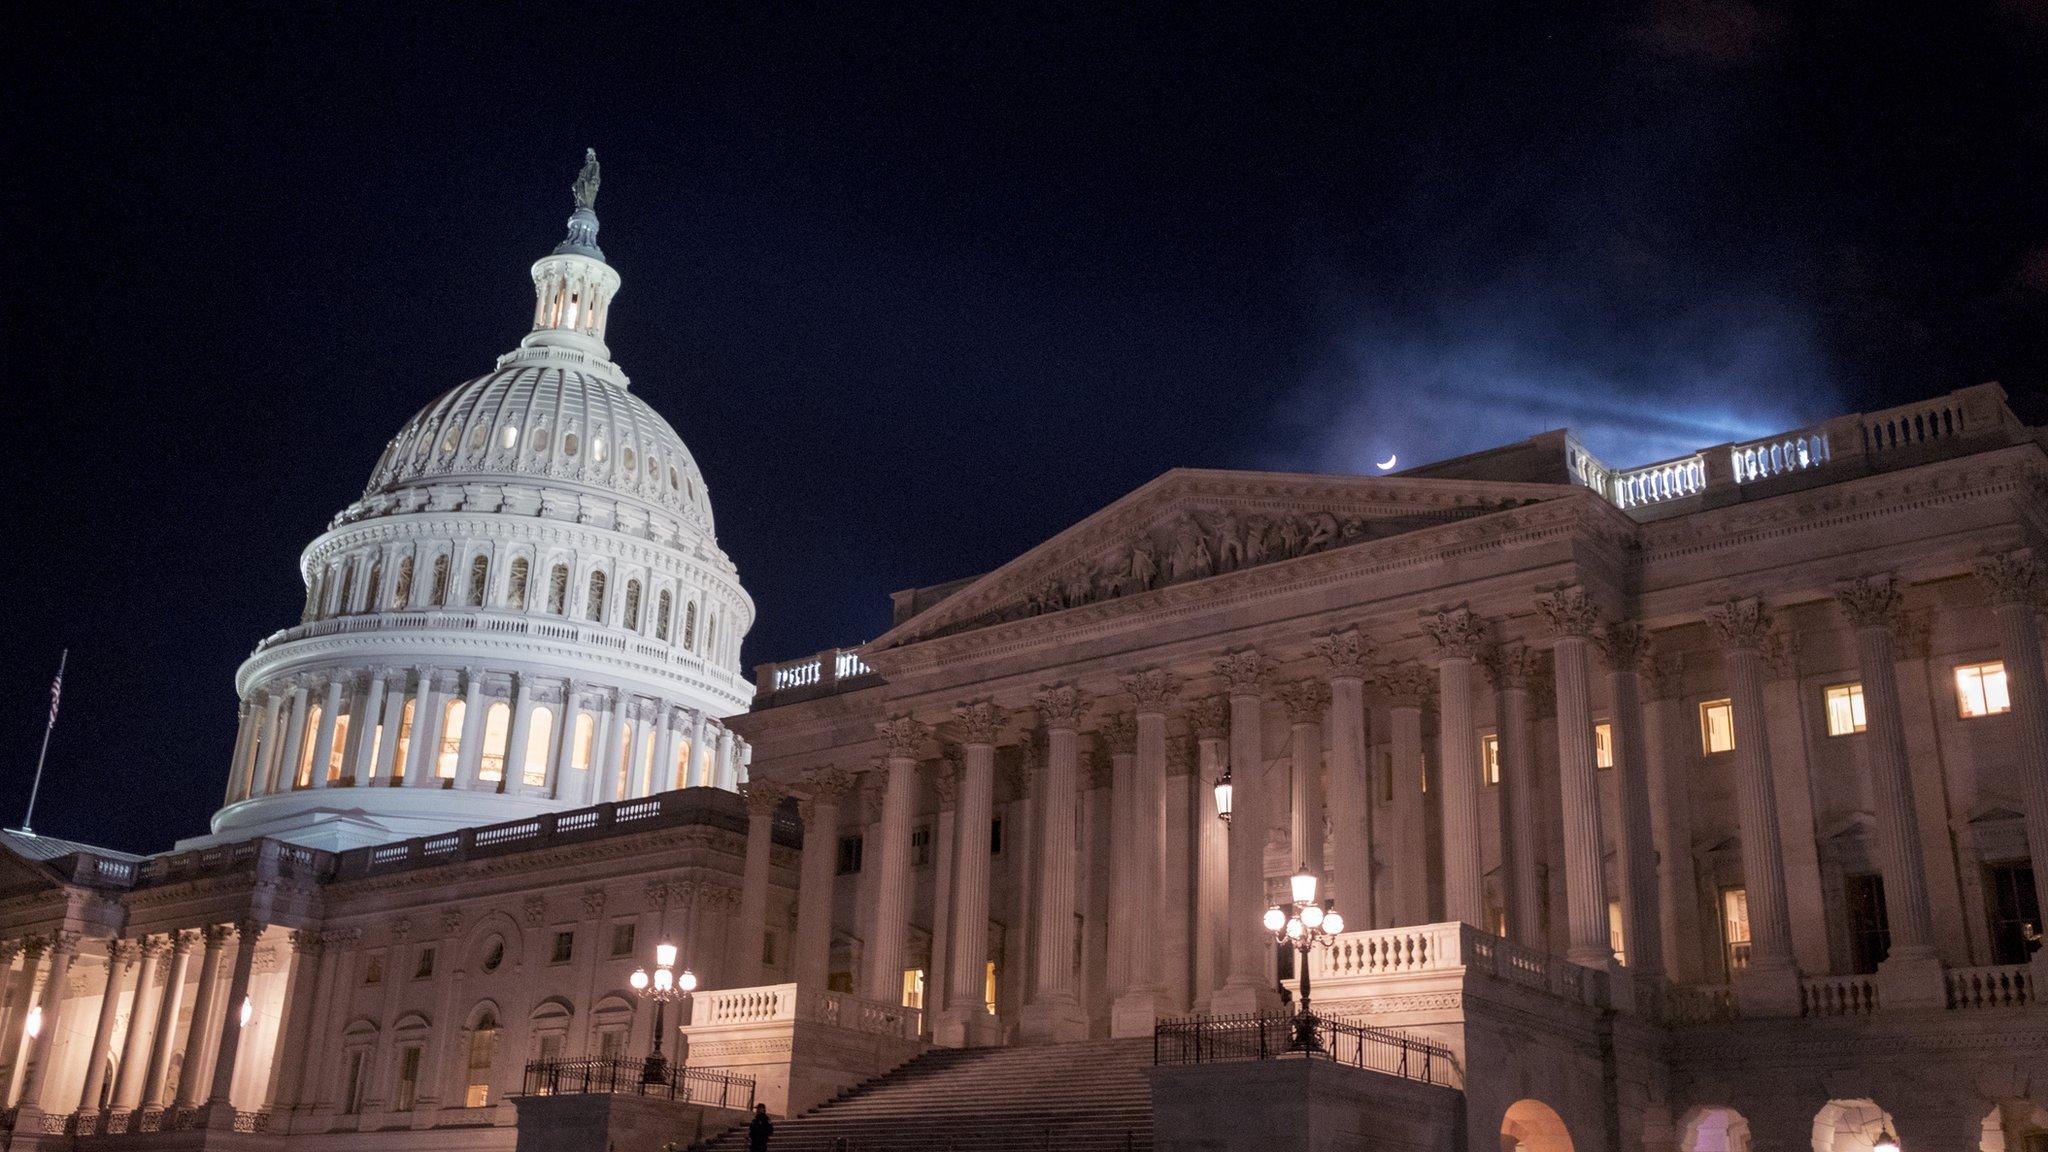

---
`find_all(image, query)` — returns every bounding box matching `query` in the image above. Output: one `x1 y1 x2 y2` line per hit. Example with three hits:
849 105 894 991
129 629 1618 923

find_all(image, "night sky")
4 4 2044 855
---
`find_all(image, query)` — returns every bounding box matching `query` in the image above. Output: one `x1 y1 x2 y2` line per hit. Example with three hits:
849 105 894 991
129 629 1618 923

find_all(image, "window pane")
1699 700 1735 754
1593 722 1613 769
1824 684 1866 736
1957 661 2011 717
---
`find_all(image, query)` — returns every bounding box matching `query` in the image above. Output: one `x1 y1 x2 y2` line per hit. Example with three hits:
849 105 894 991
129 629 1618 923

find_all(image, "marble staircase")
696 1038 1156 1152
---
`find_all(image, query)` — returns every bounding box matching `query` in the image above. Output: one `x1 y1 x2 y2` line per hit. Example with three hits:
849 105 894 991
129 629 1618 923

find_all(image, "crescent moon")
1376 454 1398 471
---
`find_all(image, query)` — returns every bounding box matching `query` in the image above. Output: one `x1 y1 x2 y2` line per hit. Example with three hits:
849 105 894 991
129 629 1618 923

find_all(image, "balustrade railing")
1730 431 1830 482
520 1058 756 1111
1945 963 2033 1009
686 983 921 1039
1153 1013 1458 1088
756 647 883 706
1800 973 1879 1017
253 608 739 687
1664 983 1736 1025
1612 455 1707 508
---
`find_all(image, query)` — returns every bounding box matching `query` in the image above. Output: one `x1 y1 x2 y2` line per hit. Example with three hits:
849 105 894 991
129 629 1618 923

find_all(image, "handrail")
520 1058 756 1111
1152 1013 1458 1088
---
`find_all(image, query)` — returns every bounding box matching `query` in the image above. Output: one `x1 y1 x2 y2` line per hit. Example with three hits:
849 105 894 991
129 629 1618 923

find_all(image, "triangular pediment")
870 467 1577 650
0 847 69 901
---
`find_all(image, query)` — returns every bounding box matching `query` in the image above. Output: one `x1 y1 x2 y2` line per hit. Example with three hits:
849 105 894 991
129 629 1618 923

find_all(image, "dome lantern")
523 149 623 364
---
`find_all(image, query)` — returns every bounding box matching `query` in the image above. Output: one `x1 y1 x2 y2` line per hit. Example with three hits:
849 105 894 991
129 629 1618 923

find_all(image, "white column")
1644 656 1705 982
453 669 487 790
0 940 43 1099
405 668 444 787
1424 608 1488 930
1538 587 1614 969
1101 712 1139 1009
715 726 737 790
1314 631 1374 928
498 675 532 794
927 762 956 1036
1161 735 1195 1015
14 931 77 1113
253 693 285 797
174 926 228 1107
554 682 581 801
1597 623 1665 986
110 935 166 1110
1843 580 1941 967
141 932 194 1106
653 706 678 793
734 782 785 985
225 701 256 804
371 672 407 783
1277 679 1329 879
598 691 628 802
206 921 262 1106
795 769 854 990
307 677 345 788
1379 666 1433 926
1485 644 1546 948
1190 698 1231 1007
1212 650 1282 1015
78 940 132 1111
689 712 710 786
1021 686 1088 1043
1704 598 1800 1009
347 673 388 785
274 683 310 792
866 717 927 1004
1113 671 1176 1036
1974 553 2048 976
938 701 1002 1045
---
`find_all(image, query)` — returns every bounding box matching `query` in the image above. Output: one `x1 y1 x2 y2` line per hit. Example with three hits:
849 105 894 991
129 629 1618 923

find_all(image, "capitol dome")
200 152 757 852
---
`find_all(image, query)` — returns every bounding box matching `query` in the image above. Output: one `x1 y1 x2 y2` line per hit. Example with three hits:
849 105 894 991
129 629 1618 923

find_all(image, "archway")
1813 1099 1897 1152
1502 1099 1574 1152
1681 1106 1753 1152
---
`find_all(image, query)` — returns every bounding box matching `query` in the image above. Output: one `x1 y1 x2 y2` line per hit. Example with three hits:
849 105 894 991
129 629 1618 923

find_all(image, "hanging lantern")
1212 771 1233 822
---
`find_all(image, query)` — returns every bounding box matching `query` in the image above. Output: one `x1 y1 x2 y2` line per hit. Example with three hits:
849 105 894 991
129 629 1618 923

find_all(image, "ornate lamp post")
628 940 697 1084
1212 769 1233 822
1263 863 1344 1052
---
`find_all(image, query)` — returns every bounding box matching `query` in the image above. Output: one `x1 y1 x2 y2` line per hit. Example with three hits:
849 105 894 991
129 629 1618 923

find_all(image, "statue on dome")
572 149 601 211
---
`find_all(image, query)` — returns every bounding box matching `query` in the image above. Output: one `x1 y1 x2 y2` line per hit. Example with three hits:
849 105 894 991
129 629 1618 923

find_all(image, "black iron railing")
521 1058 757 1111
1152 1013 1457 1087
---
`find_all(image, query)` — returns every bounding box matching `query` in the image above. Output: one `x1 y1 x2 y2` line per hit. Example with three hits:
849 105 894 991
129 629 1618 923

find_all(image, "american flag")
47 657 63 730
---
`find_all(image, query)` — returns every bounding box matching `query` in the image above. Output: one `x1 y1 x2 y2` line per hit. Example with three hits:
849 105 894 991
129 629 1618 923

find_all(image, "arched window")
683 601 698 648
572 711 595 771
305 571 323 621
480 702 511 782
392 556 414 609
507 558 530 611
438 698 465 779
365 557 383 613
656 590 673 641
336 563 354 615
297 705 323 788
586 571 607 622
548 565 569 614
464 1011 499 1108
468 556 489 607
393 698 415 781
624 580 643 631
523 706 553 787
431 555 451 606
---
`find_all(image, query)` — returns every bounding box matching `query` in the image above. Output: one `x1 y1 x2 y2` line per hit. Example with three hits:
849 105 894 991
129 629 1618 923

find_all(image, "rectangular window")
901 967 925 1010
1824 683 1868 736
1720 886 1752 978
984 960 999 1015
535 1032 563 1067
762 931 778 967
1700 699 1735 755
551 931 574 965
598 1028 627 1063
990 816 1004 855
395 1047 421 1112
414 946 436 980
1844 872 1891 974
1607 900 1626 967
1984 860 2041 966
1480 733 1501 786
610 922 637 958
1594 722 1614 769
1956 660 2011 718
343 1050 366 1114
837 835 865 875
910 824 932 867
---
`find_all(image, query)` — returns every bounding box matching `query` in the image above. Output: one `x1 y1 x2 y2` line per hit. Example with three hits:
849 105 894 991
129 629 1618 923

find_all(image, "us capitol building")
0 156 2040 1152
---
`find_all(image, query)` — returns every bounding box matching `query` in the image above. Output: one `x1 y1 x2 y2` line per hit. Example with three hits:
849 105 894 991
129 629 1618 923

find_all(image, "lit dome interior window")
439 426 460 455
500 425 520 451
669 465 679 490
563 432 580 457
530 423 551 452
592 435 608 464
622 445 636 473
468 423 488 452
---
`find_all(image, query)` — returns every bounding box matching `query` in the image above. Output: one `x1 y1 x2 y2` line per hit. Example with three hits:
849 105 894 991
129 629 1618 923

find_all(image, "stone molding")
1214 649 1274 697
1311 627 1375 678
1034 683 1089 729
1705 597 1773 650
1375 663 1435 708
1834 574 1904 631
1596 622 1652 674
1187 695 1230 740
1420 605 1488 658
1483 642 1544 690
743 781 789 818
1120 668 1182 712
875 715 930 761
951 699 1005 746
1275 679 1330 724
1974 549 2038 606
1536 585 1602 639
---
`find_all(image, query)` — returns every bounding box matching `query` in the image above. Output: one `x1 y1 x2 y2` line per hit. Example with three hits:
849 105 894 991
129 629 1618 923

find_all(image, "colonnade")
738 557 2048 1040
224 670 748 808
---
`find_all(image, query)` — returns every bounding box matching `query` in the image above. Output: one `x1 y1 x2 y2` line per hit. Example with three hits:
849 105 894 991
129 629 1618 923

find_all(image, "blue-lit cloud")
1265 289 1843 476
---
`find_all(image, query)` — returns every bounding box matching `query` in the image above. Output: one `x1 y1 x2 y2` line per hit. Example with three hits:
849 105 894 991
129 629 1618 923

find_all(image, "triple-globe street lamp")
1263 864 1344 1052
628 940 698 1084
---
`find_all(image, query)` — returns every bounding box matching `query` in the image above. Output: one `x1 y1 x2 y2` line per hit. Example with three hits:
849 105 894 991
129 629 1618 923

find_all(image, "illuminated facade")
0 156 2040 1151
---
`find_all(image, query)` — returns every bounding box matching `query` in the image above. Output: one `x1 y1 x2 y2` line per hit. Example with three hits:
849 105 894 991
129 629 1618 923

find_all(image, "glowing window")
1594 722 1614 769
1824 683 1867 736
622 445 636 473
1608 900 1626 967
499 424 519 451
523 706 552 787
507 558 529 611
587 572 607 622
985 961 998 1014
1721 887 1751 977
393 699 414 780
1699 699 1735 755
563 431 580 457
480 702 511 782
901 968 926 1010
592 436 608 464
1956 660 2010 718
529 423 551 453
572 711 595 772
463 1013 498 1108
297 705 323 787
328 715 351 781
438 699 465 778
439 426 459 455
1480 733 1500 786
392 556 414 608
468 556 489 607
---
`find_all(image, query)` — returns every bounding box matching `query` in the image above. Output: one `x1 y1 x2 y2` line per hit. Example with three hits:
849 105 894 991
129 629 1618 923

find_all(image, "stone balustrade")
1943 963 2033 1010
681 982 924 1117
1302 922 1605 1012
1799 973 1879 1017
752 647 882 708
688 982 921 1040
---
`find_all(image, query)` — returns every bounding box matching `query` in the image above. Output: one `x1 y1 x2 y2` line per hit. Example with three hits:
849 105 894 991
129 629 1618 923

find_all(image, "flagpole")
23 648 66 836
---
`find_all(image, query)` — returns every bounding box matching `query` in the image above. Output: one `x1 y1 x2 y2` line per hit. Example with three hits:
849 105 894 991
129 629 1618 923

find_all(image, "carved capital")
875 715 931 761
232 919 265 942
289 929 323 956
48 930 81 957
1187 695 1231 740
199 924 231 949
744 781 789 818
108 939 139 966
1704 597 1774 650
1214 648 1275 696
804 765 859 805
1482 642 1544 691
165 930 194 957
1099 712 1138 756
1119 668 1182 713
1420 606 1488 658
1034 683 1090 729
1085 740 1115 789
1275 678 1330 724
1834 574 1904 631
1536 585 1603 639
1595 622 1653 675
952 699 1005 746
581 888 608 918
1974 550 2039 606
1375 662 1435 708
1311 628 1375 679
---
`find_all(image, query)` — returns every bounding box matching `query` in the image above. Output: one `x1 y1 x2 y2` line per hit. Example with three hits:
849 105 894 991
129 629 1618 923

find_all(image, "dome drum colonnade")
747 554 2048 1042
209 151 755 849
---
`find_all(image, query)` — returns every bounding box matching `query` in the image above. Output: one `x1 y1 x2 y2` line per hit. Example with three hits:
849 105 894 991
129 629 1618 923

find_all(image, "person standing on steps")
748 1104 774 1152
